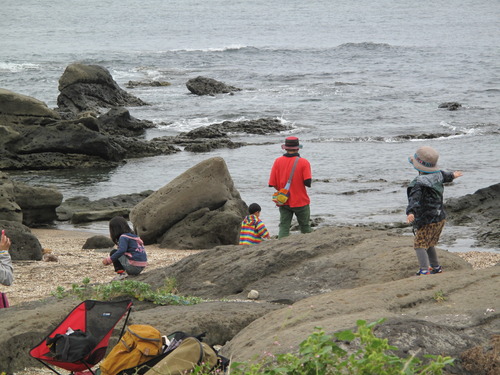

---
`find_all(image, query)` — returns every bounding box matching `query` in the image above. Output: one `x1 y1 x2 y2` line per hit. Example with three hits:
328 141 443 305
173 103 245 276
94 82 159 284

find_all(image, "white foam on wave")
154 44 251 53
439 121 457 131
0 62 41 72
156 117 213 132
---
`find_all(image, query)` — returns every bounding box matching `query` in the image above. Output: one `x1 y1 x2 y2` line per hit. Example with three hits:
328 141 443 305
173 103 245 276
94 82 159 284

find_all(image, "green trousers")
278 205 312 239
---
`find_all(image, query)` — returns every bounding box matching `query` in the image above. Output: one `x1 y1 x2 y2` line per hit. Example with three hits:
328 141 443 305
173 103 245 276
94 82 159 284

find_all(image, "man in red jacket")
269 136 312 238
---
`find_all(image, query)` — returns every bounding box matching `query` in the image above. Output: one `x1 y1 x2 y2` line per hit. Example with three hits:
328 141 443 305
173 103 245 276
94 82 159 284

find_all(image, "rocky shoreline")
1 62 499 375
1 225 498 375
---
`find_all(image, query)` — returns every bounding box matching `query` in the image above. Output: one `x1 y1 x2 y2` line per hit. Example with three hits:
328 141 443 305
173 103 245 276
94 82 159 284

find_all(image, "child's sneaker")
430 265 443 274
416 268 431 276
112 273 128 281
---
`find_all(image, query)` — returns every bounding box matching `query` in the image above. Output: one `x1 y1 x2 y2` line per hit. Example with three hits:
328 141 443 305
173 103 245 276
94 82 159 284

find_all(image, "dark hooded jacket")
406 170 455 229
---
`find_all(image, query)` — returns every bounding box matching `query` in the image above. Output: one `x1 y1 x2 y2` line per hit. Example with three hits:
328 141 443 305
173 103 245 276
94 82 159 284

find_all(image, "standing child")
239 203 271 245
102 216 148 280
406 146 463 275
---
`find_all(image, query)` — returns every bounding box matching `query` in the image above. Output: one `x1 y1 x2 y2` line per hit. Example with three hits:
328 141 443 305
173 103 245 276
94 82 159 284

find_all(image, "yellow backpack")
99 324 162 375
144 336 218 375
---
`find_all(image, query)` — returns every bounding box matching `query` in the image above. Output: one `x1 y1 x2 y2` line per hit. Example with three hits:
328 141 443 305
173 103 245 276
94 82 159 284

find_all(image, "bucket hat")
281 136 303 150
409 146 440 173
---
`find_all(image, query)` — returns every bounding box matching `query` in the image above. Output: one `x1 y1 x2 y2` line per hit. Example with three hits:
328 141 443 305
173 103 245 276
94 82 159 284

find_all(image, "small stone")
247 290 259 300
42 253 59 262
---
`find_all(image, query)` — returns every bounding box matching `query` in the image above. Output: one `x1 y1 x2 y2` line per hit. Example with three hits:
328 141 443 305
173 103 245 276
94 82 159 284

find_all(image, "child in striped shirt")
239 203 271 245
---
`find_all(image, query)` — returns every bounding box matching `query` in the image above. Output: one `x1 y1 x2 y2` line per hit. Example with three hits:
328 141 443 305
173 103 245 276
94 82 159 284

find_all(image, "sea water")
1 0 499 251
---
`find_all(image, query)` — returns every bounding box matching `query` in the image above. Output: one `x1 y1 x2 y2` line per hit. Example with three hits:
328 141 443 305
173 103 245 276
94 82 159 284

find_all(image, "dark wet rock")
57 63 148 115
0 219 43 260
446 182 500 248
130 157 247 248
186 76 241 96
0 152 124 170
0 88 61 124
154 127 243 153
209 118 290 135
126 80 172 88
97 107 156 137
152 117 289 153
438 102 462 110
0 93 176 170
439 102 462 110
56 191 153 223
13 182 63 226
82 235 115 250
115 137 181 158
8 119 127 161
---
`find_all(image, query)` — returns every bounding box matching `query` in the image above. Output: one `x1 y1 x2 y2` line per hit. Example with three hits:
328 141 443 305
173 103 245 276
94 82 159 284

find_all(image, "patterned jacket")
110 233 148 267
406 171 455 229
239 215 270 245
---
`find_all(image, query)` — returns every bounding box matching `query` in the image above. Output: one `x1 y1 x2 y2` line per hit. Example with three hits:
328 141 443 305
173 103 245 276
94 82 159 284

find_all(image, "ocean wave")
0 62 41 72
336 42 395 50
168 45 255 53
312 131 481 144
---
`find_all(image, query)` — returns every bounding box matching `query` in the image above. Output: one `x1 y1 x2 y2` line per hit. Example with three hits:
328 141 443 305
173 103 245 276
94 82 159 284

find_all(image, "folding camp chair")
30 299 133 375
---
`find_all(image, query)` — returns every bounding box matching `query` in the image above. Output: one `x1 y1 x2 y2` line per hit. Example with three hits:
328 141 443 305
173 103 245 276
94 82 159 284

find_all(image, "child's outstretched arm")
453 171 463 178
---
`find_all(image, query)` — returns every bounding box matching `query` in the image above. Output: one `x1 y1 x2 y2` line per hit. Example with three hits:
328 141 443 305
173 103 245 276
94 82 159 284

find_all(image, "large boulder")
13 182 63 226
130 157 247 248
57 63 148 115
97 107 156 137
186 76 241 96
220 265 500 374
138 226 471 303
0 171 22 223
0 220 43 260
0 88 61 124
446 183 500 248
56 191 153 223
8 120 126 161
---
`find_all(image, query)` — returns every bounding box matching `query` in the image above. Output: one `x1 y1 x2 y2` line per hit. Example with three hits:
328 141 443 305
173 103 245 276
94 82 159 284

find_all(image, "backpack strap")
284 156 300 190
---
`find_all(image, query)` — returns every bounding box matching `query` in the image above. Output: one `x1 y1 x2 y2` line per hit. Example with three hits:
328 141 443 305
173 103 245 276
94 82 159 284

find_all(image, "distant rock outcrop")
1 66 291 171
152 117 290 153
0 72 176 170
438 101 462 110
57 63 148 115
186 76 241 96
130 157 247 248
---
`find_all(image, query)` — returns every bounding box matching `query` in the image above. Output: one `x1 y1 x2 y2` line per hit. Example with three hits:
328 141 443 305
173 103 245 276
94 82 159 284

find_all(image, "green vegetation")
224 319 452 375
433 290 447 303
51 277 201 306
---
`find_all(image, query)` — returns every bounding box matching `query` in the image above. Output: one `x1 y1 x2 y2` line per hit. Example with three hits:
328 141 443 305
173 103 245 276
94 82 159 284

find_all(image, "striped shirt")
239 215 270 245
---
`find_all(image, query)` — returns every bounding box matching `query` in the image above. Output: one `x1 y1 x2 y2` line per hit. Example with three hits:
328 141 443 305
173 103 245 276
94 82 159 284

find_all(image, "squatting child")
102 216 148 280
239 203 271 245
406 146 463 275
